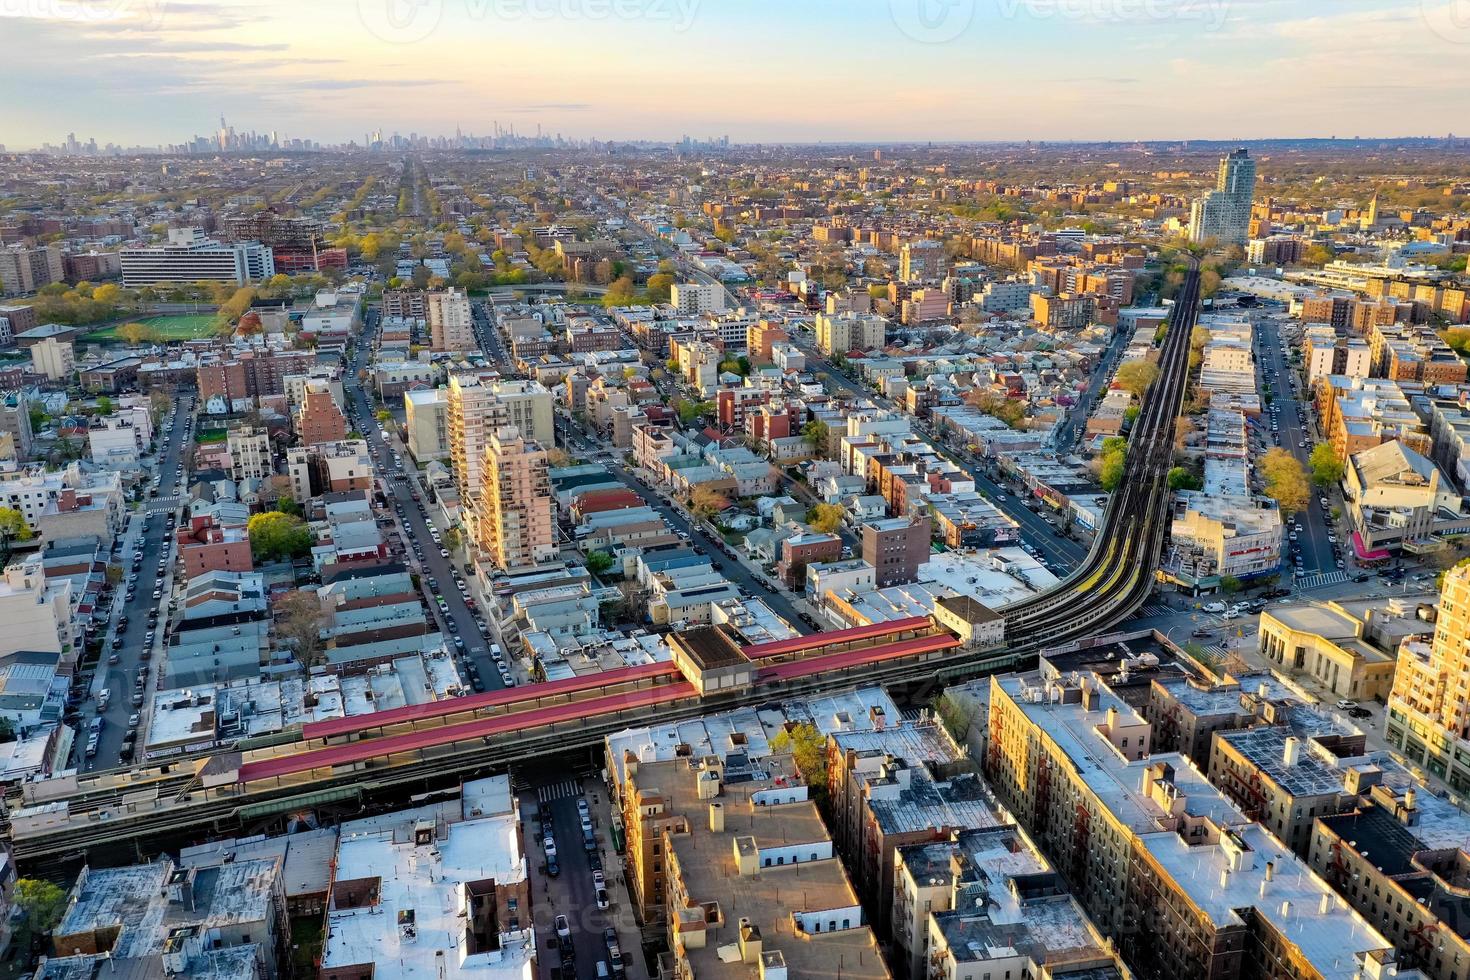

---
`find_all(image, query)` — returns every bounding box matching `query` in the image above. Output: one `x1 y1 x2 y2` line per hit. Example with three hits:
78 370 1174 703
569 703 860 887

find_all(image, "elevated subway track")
6 267 1202 874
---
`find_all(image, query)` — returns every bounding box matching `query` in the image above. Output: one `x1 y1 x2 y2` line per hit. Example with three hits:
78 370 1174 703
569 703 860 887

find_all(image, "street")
1255 313 1343 580
551 413 817 633
520 775 645 980
79 393 194 770
346 309 508 691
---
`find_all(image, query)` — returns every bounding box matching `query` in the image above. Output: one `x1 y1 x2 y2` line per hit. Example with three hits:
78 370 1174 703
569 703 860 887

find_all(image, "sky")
4 0 1470 149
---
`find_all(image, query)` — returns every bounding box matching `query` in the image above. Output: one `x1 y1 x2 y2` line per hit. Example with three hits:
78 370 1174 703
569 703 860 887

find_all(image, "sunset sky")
5 0 1470 148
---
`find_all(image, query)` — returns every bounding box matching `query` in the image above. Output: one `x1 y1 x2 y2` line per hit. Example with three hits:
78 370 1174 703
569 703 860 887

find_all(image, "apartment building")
427 286 475 352
1309 783 1470 980
227 426 272 481
295 382 348 447
474 426 556 570
985 670 1409 980
1163 491 1284 590
286 440 374 503
0 555 75 665
897 825 1124 980
0 243 63 295
900 239 945 282
404 387 449 461
44 857 286 979
816 311 888 356
1386 564 1470 793
670 281 725 315
121 227 274 286
826 722 1004 935
447 374 554 506
317 776 533 980
860 516 931 588
1316 376 1432 461
616 751 891 979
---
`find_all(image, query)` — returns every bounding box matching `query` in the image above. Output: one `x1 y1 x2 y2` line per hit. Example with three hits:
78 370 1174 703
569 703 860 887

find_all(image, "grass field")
87 314 217 341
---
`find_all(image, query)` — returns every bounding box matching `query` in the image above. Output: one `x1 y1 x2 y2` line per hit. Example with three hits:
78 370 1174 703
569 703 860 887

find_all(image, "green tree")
441 528 463 552
586 550 615 575
805 503 845 534
247 512 314 562
646 272 675 304
1261 448 1310 516
116 322 161 345
1115 359 1161 398
770 723 828 804
1097 436 1128 492
676 399 713 425
14 878 67 935
1309 443 1345 487
1220 575 1243 594
1167 467 1203 491
801 419 830 454
0 505 33 545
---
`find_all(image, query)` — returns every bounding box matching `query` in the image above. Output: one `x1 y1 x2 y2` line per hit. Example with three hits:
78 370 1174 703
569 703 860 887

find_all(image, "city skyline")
5 0 1470 150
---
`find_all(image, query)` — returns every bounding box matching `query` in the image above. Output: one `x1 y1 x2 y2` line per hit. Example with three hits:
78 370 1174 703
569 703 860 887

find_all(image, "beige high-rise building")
0 244 64 296
427 287 475 352
474 426 555 570
899 239 944 282
815 311 887 356
1385 563 1470 790
447 374 554 506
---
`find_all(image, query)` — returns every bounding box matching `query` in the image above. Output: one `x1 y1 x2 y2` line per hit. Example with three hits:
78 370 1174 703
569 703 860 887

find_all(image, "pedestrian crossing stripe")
536 779 583 804
1297 571 1349 590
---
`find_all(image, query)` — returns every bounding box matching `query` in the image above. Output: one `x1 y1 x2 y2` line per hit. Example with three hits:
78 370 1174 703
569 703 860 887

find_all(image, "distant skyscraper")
1188 148 1257 246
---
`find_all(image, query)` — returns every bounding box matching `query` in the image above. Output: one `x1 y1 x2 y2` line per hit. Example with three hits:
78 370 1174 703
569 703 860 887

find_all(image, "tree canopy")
1098 436 1128 492
1261 448 1310 515
1115 359 1161 398
770 723 829 803
14 878 67 935
247 511 313 562
805 503 845 534
1309 443 1345 487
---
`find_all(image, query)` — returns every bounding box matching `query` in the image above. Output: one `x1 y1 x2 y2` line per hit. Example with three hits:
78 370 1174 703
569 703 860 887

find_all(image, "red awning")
1352 531 1390 562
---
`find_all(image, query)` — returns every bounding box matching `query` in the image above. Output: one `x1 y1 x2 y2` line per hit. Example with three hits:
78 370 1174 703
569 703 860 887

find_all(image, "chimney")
1282 736 1301 767
710 802 725 833
739 919 763 964
1319 893 1332 915
1265 861 1275 882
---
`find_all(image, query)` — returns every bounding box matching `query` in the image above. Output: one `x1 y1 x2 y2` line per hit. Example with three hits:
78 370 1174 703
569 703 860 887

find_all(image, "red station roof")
242 683 695 784
303 661 678 740
741 616 933 659
759 633 960 682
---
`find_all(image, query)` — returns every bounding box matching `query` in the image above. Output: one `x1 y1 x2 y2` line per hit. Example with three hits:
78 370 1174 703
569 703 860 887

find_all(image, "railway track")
6 261 1203 873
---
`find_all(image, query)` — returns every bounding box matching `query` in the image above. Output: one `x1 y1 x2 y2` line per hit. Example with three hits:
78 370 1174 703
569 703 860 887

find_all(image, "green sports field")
87 314 217 342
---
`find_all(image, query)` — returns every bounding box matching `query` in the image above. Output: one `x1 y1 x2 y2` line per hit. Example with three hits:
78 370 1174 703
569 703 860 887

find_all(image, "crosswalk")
1139 603 1174 618
536 779 584 805
147 496 181 511
1296 570 1349 591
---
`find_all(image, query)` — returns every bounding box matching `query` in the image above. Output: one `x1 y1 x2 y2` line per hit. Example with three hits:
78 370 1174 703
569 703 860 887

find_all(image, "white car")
1202 601 1227 614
